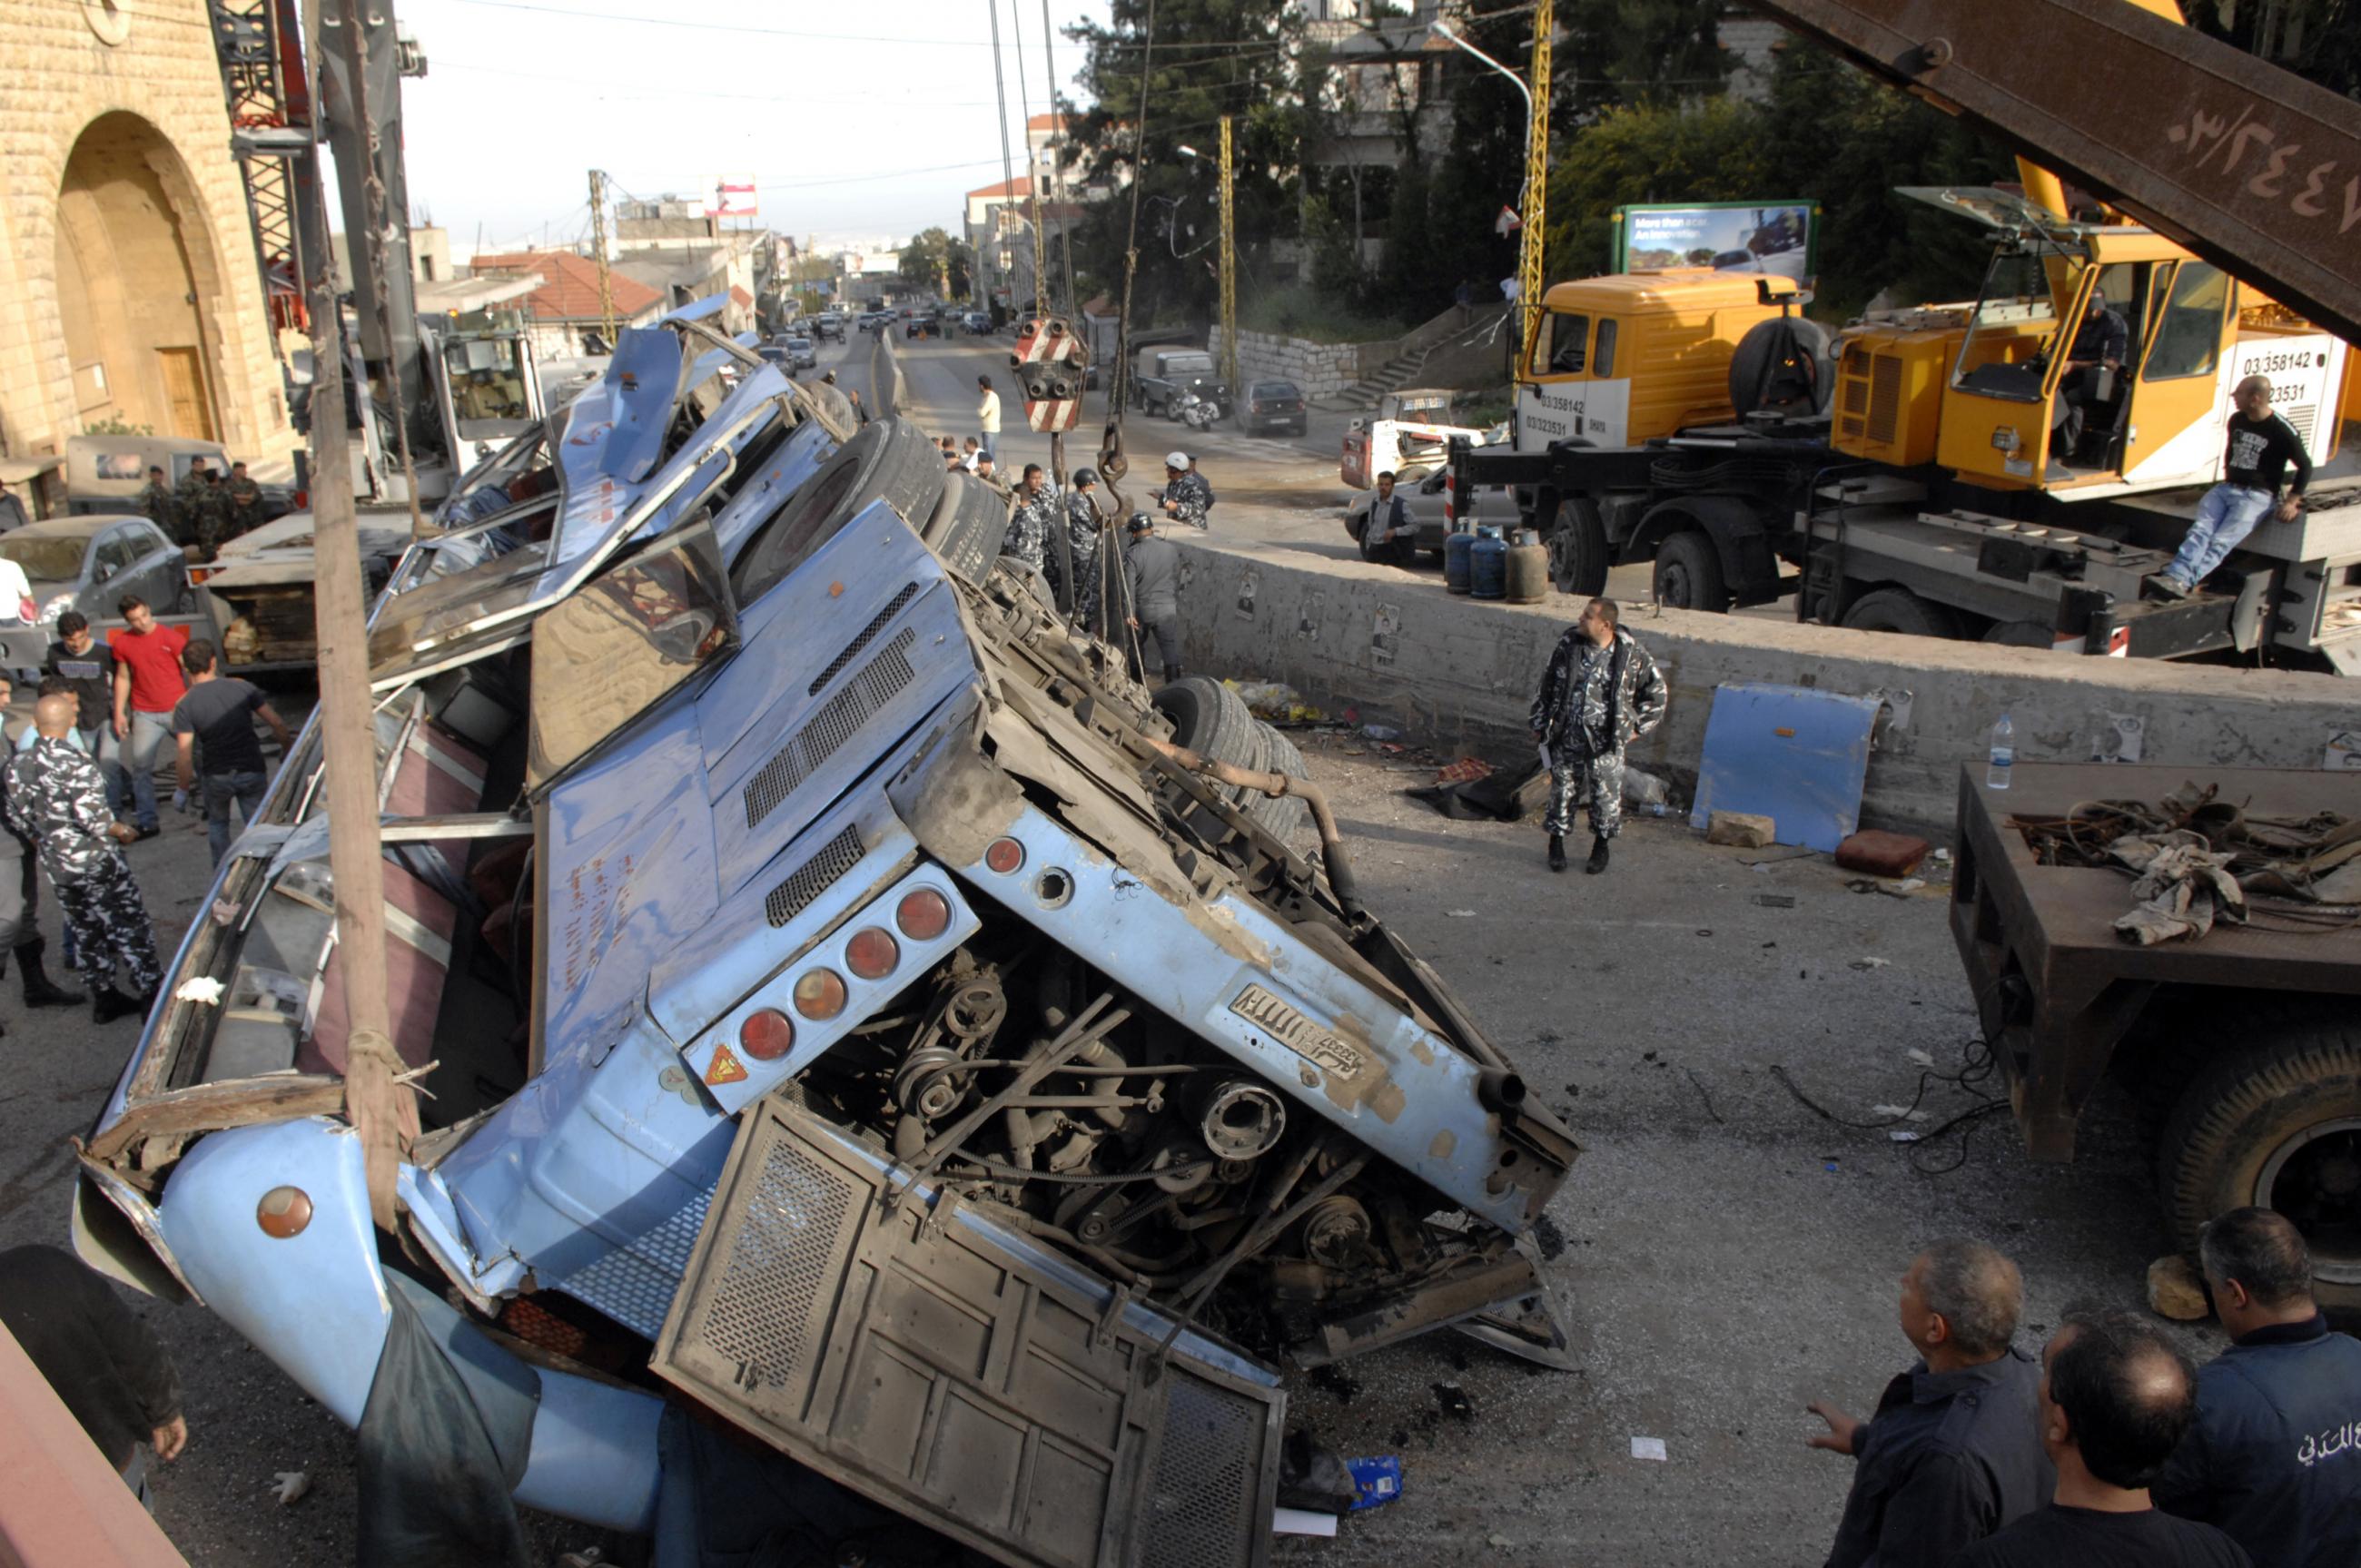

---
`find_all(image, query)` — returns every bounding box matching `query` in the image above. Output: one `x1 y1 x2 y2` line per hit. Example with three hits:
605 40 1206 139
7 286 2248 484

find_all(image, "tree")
1558 0 1732 119
900 227 956 292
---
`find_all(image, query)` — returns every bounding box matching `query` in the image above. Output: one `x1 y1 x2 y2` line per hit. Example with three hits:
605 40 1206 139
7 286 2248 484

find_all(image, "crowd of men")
133 456 271 559
1814 1214 2361 1568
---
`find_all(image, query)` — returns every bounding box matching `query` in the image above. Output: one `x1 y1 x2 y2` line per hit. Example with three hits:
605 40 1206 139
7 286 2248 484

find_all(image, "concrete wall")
1169 536 2359 835
1210 325 1393 399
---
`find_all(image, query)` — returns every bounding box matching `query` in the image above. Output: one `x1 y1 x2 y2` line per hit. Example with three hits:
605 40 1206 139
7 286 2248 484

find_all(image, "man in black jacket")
0 1244 187 1504
2147 376 2311 598
1810 1239 2053 1568
2152 1208 2361 1568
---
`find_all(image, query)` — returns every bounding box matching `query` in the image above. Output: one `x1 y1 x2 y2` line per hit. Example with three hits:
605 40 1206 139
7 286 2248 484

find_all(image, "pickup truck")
1131 348 1231 420
73 311 1577 1562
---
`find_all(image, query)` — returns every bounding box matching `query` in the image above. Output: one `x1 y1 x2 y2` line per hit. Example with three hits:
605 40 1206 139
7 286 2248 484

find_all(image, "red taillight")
896 888 951 942
793 969 846 1021
739 1007 795 1061
985 837 1024 874
292 489 309 510
845 927 898 981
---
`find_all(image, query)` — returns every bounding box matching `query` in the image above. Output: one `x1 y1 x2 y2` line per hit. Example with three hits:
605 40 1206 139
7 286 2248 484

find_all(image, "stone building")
0 0 298 490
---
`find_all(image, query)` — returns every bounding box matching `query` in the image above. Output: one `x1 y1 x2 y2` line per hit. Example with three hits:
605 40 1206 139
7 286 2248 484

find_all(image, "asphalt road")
0 676 2226 1565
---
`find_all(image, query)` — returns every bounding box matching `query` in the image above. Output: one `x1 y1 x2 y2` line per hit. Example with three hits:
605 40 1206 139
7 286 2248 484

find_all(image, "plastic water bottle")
1987 714 2015 790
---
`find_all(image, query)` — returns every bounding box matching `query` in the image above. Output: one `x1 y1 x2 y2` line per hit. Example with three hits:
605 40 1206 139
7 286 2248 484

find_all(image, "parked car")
0 514 191 627
1240 380 1309 437
963 311 991 335
904 313 939 340
813 313 845 343
1132 348 1231 420
787 336 818 370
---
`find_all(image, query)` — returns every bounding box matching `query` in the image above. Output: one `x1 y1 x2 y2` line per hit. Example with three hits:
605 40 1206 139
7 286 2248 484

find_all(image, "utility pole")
1517 0 1553 366
1218 114 1238 392
310 0 417 1235
588 168 618 349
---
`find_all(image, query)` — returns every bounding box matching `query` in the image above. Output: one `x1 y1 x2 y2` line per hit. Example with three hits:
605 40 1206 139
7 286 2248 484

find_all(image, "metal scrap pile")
2011 784 2361 944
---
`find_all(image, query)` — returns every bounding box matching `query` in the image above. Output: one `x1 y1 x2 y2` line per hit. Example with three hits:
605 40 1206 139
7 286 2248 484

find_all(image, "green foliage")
1559 0 1732 117
82 416 153 437
1543 96 1770 284
1237 281 1407 343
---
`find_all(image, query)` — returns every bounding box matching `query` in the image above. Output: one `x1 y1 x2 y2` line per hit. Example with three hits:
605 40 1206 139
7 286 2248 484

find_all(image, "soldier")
1156 451 1213 530
1528 597 1668 874
223 460 265 541
6 693 161 1021
193 470 232 559
1045 468 1104 627
135 465 178 543
1004 464 1060 571
173 459 212 548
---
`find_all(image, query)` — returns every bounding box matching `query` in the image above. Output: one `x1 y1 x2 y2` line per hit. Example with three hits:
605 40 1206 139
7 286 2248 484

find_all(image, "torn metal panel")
655 1100 1281 1568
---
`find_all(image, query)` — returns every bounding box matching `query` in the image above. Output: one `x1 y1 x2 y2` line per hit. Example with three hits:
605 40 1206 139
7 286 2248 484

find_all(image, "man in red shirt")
107 596 189 839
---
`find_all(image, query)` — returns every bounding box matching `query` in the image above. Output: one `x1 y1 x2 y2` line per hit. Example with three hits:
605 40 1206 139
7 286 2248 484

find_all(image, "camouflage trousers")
57 856 162 997
1544 749 1625 841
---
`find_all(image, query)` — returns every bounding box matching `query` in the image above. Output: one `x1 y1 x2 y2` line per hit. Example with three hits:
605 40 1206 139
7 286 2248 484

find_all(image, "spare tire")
731 418 946 605
1729 317 1834 418
1153 676 1314 851
924 471 1012 585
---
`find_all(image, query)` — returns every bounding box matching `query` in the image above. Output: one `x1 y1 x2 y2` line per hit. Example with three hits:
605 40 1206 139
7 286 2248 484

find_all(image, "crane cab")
1832 189 2345 498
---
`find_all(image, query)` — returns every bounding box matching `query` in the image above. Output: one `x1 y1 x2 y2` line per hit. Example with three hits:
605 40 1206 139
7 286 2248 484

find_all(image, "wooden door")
156 347 216 442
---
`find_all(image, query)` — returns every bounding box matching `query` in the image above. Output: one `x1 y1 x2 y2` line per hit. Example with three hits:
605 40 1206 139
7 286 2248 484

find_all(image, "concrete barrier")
1170 535 2358 834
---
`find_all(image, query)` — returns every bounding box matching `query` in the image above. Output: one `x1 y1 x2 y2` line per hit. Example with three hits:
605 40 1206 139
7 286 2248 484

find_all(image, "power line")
427 58 1004 106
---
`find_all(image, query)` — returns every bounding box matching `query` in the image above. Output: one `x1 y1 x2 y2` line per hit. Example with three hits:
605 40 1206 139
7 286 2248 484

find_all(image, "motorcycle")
1175 388 1219 431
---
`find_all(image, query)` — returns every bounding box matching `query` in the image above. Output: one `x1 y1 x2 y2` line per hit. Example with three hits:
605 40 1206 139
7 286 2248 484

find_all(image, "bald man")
1953 1308 2247 1567
5 694 159 1021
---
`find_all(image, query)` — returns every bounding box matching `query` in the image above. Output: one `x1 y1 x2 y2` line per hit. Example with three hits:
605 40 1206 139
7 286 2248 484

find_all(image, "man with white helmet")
1156 451 1213 530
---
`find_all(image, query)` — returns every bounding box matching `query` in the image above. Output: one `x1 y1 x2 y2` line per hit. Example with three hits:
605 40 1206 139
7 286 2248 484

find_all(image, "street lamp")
1429 18 1533 227
1430 14 1550 345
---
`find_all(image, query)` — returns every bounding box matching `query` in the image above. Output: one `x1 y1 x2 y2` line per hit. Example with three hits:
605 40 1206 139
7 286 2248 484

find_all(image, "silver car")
2 514 192 625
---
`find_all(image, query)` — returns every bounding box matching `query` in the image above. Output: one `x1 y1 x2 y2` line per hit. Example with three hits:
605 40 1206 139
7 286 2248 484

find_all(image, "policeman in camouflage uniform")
135 466 179 543
193 471 233 559
223 461 265 541
1529 597 1667 875
1044 468 1104 627
5 694 161 1021
1158 452 1213 530
173 460 212 550
1004 464 1060 570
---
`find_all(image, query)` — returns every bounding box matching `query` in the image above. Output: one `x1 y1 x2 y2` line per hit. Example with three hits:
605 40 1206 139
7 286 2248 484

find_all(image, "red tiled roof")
469 251 663 321
1026 113 1068 132
965 176 1032 200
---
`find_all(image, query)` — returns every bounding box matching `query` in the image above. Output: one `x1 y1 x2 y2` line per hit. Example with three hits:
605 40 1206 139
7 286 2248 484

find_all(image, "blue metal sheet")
932 801 1547 1232
711 419 836 565
1689 683 1882 853
655 293 729 327
693 499 954 779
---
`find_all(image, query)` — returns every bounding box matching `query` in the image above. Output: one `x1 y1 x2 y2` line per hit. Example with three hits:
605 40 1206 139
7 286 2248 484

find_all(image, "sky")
394 0 1112 260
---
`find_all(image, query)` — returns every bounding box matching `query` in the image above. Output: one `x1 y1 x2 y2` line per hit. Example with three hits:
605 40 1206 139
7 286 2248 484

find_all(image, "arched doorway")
53 113 224 441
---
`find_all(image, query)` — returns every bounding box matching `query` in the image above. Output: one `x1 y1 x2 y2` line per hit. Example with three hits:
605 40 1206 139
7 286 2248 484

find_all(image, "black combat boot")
1586 834 1611 875
17 940 84 1009
1546 833 1567 873
93 987 146 1024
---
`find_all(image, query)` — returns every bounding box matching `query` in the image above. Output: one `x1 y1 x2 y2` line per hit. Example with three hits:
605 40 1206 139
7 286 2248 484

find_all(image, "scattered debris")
1849 957 1891 971
1868 1105 1930 1121
1685 1069 1725 1125
1905 1049 1935 1067
1431 1383 1474 1421
1706 811 1777 849
1835 829 1931 878
1845 877 1915 899
1348 1455 1404 1510
1629 1436 1668 1462
1279 1429 1360 1514
272 1470 311 1506
174 975 226 1006
2147 1254 2210 1321
1753 893 1796 908
1307 1363 1363 1405
1738 847 1818 868
1622 767 1669 807
1225 679 1326 725
1886 1129 1922 1143
1360 723 1403 741
1447 909 1477 918
1487 1533 1513 1548
1435 756 1495 786
1274 1509 1340 1537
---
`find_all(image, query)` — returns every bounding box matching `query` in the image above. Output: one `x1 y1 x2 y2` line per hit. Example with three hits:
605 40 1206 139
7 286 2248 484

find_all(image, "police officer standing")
7 693 163 1021
1046 468 1104 626
1124 513 1184 684
2152 1208 2361 1568
173 459 212 549
1528 597 1667 874
135 465 178 544
0 675 86 1029
1005 464 1060 571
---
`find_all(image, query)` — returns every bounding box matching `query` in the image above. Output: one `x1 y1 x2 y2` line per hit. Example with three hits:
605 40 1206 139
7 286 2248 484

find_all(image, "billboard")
705 175 758 220
1612 202 1818 281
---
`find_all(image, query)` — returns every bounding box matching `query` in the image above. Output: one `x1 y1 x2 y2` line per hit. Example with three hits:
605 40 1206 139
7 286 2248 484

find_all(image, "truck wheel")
1653 530 1728 613
1840 587 1961 640
1153 676 1312 851
730 418 946 605
1548 498 1609 597
2157 1021 2361 1312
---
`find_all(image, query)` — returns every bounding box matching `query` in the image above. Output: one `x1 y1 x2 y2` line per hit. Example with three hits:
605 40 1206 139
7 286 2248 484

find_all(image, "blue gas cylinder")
1444 528 1476 595
1469 525 1509 600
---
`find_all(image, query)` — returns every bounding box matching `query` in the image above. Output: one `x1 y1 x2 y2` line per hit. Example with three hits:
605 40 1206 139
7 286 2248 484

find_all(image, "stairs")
1320 304 1511 412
